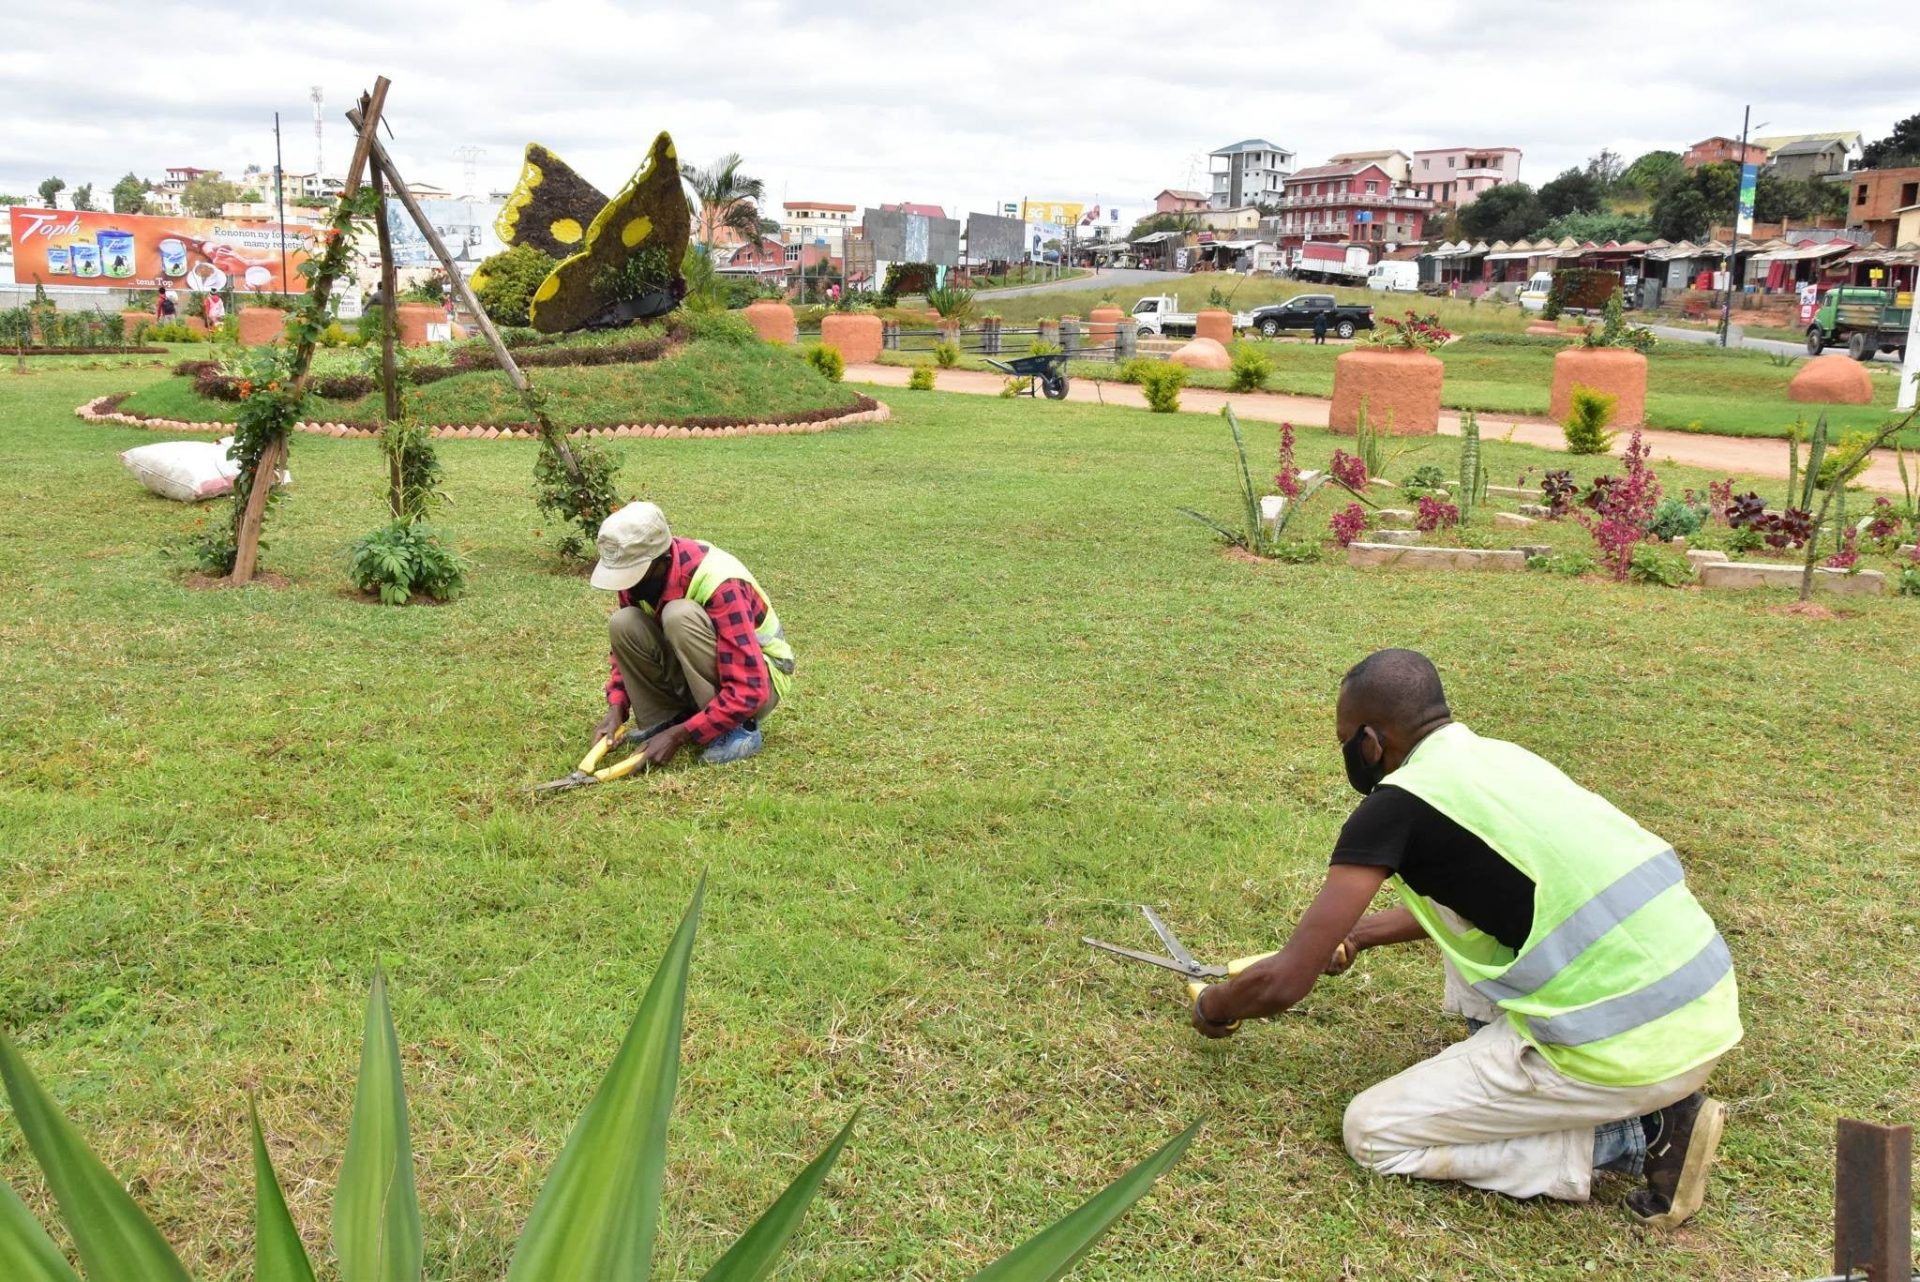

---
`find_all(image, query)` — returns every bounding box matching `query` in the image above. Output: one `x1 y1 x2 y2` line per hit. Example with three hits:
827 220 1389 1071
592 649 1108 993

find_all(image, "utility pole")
273 113 288 300
1719 104 1750 348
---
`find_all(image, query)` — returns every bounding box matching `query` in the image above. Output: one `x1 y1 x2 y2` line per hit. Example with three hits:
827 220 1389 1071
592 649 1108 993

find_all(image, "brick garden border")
77 392 891 440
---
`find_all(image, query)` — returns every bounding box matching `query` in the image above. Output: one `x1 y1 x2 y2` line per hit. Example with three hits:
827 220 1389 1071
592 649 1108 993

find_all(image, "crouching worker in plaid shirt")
589 502 794 766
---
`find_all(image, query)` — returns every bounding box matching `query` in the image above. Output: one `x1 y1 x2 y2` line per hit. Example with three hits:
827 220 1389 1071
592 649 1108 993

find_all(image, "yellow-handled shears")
532 720 673 796
1084 905 1294 1033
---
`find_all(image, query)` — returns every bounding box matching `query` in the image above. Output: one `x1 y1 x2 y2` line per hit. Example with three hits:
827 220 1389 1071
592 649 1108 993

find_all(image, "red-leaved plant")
1329 448 1367 491
1330 502 1368 547
1275 422 1301 499
1578 429 1661 579
1415 495 1459 533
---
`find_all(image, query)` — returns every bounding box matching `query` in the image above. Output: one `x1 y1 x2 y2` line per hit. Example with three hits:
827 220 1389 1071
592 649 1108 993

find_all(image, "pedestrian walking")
155 285 177 321
1312 308 1329 345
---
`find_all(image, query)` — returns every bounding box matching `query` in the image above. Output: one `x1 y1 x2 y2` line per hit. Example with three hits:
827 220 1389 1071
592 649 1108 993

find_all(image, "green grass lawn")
3 360 1918 1280
116 335 859 428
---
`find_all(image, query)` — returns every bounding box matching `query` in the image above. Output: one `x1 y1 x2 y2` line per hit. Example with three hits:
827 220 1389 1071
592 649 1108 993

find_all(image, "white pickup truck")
1129 294 1253 338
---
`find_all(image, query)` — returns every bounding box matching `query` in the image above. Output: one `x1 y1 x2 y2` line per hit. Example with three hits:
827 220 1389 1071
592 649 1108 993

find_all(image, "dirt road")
849 363 1909 490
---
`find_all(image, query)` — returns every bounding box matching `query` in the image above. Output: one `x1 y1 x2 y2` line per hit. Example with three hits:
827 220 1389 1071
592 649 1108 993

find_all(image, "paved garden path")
848 363 1908 490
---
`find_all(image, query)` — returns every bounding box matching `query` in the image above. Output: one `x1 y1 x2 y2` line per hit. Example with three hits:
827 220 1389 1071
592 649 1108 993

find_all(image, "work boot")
700 724 763 765
1627 1092 1726 1228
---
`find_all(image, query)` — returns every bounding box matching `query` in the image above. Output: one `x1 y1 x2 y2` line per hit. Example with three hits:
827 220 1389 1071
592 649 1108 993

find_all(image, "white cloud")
1 0 1911 220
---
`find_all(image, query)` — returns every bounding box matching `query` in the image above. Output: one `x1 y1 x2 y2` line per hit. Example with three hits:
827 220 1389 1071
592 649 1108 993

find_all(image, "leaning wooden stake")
1833 1119 1911 1282
344 106 586 487
230 75 390 585
371 166 405 517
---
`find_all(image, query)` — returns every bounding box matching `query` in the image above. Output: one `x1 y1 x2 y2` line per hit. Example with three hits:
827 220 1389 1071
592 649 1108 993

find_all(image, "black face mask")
1343 726 1386 796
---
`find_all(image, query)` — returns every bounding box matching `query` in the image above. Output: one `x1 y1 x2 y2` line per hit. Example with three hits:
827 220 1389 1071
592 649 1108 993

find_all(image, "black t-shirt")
1330 784 1537 951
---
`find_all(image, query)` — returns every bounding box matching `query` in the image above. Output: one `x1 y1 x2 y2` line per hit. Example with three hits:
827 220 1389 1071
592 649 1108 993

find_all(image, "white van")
1519 271 1555 312
1367 261 1419 293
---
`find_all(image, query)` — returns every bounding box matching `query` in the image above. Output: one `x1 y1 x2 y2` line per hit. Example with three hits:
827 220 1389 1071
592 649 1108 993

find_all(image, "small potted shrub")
1329 310 1449 435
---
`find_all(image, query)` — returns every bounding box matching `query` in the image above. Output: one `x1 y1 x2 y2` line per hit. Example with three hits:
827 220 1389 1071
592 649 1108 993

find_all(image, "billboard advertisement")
384 199 504 269
965 212 1026 263
1020 198 1085 226
8 207 319 293
1736 164 1758 237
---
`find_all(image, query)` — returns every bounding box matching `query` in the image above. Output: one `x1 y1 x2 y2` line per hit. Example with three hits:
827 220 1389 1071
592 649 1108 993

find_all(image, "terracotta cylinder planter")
821 312 883 365
1329 348 1444 435
1196 309 1235 345
1549 347 1647 428
743 300 796 345
237 307 287 346
1087 305 1123 345
396 302 443 347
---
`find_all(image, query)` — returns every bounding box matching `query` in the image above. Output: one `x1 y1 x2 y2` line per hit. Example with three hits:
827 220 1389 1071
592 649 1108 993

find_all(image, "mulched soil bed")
80 392 890 440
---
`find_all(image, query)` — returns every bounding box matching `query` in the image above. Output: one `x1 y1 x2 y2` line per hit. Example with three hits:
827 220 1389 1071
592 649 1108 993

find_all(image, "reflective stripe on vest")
1528 934 1733 1047
684 544 794 700
1471 847 1685 1005
1384 722 1741 1087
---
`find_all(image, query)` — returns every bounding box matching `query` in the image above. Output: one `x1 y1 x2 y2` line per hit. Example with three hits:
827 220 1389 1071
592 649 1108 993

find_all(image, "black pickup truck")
1247 294 1375 340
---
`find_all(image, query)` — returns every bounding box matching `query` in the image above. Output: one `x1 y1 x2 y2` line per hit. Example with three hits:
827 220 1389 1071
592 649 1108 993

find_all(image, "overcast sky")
3 0 1912 224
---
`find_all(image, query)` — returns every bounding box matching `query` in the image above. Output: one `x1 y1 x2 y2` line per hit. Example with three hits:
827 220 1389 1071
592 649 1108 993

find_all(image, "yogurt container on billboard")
70 243 102 277
159 238 188 277
97 229 136 278
46 246 72 275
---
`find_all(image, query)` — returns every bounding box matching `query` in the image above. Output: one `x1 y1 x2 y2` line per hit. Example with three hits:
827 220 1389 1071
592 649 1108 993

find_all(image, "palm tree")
684 153 766 248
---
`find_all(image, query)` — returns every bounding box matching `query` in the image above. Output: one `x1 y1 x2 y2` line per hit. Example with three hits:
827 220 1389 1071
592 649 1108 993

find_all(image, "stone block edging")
76 395 891 441
1347 543 1528 571
1697 561 1885 595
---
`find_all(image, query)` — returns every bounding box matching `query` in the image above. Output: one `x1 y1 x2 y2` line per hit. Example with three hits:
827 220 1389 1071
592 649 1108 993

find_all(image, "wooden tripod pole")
344 107 585 486
371 166 404 517
230 75 390 585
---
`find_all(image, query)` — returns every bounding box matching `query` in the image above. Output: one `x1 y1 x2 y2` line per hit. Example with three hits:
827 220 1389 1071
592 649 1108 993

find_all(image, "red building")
1271 161 1433 250
1682 136 1769 169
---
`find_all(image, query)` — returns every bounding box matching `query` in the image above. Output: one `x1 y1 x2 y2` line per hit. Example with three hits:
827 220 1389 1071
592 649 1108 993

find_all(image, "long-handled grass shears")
1084 906 1291 1032
532 721 675 796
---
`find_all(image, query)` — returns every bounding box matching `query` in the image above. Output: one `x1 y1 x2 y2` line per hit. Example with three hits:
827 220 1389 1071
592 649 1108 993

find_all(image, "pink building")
1411 147 1522 206
1273 162 1434 248
1154 188 1208 214
1683 137 1769 170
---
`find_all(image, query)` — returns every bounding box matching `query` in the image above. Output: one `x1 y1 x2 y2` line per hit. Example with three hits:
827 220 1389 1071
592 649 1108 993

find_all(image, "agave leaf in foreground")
0 1176 80 1282
507 877 706 1282
967 1121 1200 1282
332 968 423 1282
698 1111 859 1282
251 1099 317 1282
0 1032 191 1282
0 1028 192 1282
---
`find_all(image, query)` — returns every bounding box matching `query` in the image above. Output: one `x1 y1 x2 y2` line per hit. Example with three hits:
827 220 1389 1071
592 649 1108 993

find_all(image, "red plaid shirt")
606 537 773 744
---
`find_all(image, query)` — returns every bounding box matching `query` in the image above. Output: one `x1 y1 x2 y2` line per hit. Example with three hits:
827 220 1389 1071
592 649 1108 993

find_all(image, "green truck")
1805 286 1912 360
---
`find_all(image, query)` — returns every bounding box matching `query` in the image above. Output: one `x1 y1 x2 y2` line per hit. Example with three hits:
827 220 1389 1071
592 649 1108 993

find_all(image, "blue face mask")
1342 726 1385 796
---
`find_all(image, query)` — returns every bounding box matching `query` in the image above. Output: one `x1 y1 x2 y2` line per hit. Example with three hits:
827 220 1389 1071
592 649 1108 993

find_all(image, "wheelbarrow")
985 351 1070 400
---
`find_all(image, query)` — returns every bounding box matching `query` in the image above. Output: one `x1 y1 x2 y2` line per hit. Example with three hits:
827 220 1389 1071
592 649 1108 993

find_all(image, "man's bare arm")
1194 864 1391 1031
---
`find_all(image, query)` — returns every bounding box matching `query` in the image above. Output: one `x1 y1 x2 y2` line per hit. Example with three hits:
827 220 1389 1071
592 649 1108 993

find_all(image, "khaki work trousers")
1341 948 1718 1203
608 602 777 733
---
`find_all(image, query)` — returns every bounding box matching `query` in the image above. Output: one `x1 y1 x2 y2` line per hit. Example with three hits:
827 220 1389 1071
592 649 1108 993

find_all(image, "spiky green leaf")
967 1121 1199 1282
332 968 422 1282
0 1176 79 1282
697 1111 858 1282
251 1099 317 1282
506 877 705 1282
0 1032 190 1281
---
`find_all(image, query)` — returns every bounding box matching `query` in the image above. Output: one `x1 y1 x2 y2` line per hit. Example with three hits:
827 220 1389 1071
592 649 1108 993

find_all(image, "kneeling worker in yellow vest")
589 502 794 767
1190 649 1741 1226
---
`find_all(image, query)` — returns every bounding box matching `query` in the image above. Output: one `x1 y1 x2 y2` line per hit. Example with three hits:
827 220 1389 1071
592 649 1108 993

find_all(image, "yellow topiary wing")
494 143 609 261
527 132 690 334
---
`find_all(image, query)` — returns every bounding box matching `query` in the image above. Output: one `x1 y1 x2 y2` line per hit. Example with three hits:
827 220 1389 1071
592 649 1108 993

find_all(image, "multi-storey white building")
1209 139 1294 209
